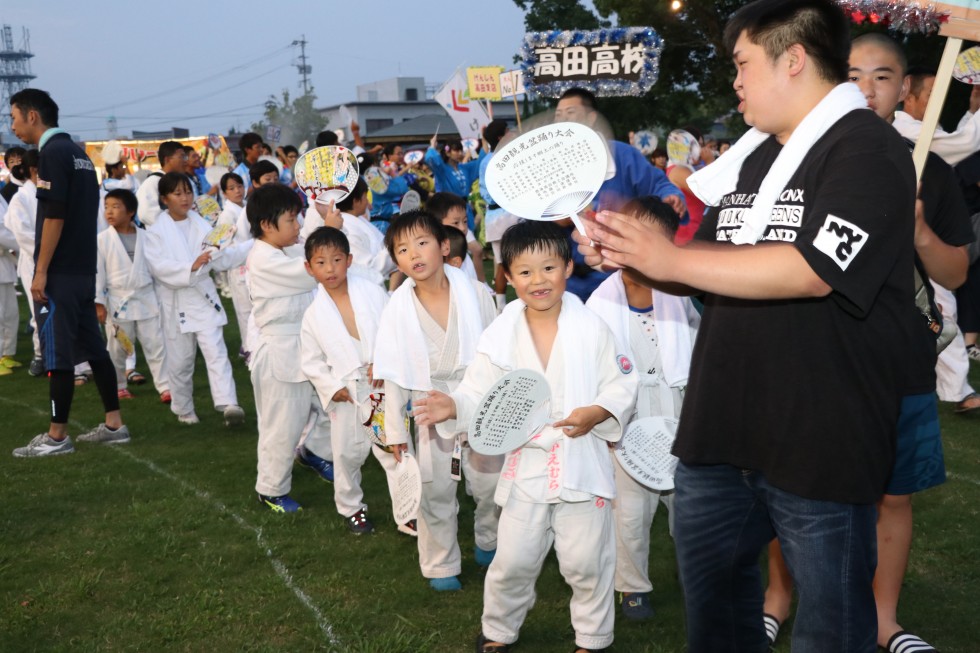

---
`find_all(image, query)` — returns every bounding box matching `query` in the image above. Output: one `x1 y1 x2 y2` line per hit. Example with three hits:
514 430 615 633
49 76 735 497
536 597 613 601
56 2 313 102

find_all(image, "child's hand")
392 443 408 463
95 303 107 324
552 405 612 438
429 134 438 149
314 199 343 229
331 387 353 404
191 250 213 271
366 364 383 389
413 391 456 426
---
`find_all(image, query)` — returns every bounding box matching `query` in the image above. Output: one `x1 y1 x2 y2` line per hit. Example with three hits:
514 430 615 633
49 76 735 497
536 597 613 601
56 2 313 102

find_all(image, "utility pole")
292 36 311 96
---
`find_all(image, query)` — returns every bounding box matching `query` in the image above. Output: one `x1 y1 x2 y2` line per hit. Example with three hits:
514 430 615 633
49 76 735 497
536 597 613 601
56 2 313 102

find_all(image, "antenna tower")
0 25 36 134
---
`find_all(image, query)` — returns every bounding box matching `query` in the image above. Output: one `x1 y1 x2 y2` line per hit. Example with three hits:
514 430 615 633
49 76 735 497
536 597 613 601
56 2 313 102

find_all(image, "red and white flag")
434 68 490 140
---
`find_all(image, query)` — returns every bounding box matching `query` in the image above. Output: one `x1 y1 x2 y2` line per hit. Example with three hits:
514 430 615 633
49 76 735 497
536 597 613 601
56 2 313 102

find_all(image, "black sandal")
475 632 511 653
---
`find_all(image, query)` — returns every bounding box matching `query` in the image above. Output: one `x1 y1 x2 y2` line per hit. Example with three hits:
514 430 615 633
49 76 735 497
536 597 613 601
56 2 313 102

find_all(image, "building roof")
362 114 460 144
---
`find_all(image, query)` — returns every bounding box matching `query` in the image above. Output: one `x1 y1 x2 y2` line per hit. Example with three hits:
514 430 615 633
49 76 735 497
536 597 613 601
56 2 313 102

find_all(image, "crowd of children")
0 122 701 652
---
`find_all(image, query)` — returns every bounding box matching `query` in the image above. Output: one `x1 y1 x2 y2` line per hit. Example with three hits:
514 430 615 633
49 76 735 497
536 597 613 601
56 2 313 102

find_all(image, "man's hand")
582 210 678 281
970 85 980 114
314 198 343 228
95 303 107 324
552 405 612 437
331 387 353 404
30 270 47 303
366 364 383 389
413 391 456 427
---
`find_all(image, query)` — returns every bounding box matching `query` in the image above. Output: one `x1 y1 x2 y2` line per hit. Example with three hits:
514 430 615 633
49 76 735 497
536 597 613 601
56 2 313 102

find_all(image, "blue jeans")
673 462 878 653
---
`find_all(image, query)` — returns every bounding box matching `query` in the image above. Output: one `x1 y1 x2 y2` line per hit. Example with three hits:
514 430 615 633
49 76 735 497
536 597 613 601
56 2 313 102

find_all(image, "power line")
73 43 294 116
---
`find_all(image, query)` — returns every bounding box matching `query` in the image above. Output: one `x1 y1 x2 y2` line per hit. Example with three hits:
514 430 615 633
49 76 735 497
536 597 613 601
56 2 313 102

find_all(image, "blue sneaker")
429 576 462 591
295 445 334 482
475 546 496 568
258 493 302 513
620 592 654 620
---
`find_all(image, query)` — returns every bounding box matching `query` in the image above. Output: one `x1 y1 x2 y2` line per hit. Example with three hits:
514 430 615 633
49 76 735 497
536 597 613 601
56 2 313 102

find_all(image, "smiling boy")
414 220 637 653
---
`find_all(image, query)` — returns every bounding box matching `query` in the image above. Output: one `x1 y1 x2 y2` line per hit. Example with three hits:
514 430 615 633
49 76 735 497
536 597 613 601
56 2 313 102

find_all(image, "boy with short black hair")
444 226 467 269
300 177 396 287
234 132 263 192
301 225 409 534
249 159 281 191
415 220 637 653
427 192 486 282
374 210 501 591
96 188 170 402
585 197 699 622
246 183 332 513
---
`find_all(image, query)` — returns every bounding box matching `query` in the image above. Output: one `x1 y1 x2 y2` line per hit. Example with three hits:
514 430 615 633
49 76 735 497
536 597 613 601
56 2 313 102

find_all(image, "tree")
250 89 326 148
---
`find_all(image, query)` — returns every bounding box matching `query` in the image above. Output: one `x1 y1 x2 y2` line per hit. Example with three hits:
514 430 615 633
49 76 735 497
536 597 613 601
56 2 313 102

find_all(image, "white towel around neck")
586 270 694 388
374 264 482 391
308 276 387 382
687 82 868 245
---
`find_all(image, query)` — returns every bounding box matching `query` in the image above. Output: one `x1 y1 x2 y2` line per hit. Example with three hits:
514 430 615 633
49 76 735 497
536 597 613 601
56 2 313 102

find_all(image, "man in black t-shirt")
575 2 917 651
759 34 974 653
9 89 131 457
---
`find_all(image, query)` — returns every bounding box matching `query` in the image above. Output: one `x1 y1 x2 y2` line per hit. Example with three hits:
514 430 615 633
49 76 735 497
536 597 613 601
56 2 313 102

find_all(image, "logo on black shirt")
813 214 868 270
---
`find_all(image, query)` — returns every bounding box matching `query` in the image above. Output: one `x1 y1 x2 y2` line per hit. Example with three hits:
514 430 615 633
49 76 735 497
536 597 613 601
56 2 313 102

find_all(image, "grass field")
1 290 979 653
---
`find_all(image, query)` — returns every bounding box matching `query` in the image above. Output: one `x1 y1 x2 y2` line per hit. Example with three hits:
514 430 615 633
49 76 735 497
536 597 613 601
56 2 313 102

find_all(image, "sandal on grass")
126 369 146 385
74 373 91 386
475 633 511 653
954 392 980 413
884 630 939 653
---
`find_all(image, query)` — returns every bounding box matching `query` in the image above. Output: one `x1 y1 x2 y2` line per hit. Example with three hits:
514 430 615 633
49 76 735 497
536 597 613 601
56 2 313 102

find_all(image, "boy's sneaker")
222 405 245 426
295 445 334 482
429 576 462 591
620 592 655 621
13 433 75 458
397 519 418 537
178 412 200 425
0 365 11 376
475 546 496 568
968 345 980 364
160 391 172 404
0 355 22 368
346 509 375 534
258 493 302 513
28 358 45 377
77 424 131 445
117 388 134 399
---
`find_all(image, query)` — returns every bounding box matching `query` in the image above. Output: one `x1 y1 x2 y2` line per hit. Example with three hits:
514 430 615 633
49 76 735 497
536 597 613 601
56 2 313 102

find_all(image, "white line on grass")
1 397 339 646
948 471 980 487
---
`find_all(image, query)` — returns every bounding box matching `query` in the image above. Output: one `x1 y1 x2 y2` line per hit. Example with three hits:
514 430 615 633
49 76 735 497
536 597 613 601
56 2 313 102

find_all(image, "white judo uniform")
300 207 396 286
449 293 637 650
216 201 253 353
143 210 252 418
301 277 401 519
95 226 169 393
375 264 501 580
247 239 330 497
587 271 700 595
0 213 17 359
3 180 40 360
135 173 164 227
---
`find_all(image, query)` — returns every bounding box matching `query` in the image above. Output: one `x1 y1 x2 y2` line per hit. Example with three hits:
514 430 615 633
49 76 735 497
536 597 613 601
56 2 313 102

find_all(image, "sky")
1 0 532 141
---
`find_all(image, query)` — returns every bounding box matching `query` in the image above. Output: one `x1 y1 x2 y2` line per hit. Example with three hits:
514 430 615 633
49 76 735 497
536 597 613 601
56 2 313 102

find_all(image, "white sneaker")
178 413 200 425
77 424 131 445
13 433 75 458
223 405 245 426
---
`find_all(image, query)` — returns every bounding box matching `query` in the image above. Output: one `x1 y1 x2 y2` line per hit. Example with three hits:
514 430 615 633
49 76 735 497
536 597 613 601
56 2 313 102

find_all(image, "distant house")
318 76 520 146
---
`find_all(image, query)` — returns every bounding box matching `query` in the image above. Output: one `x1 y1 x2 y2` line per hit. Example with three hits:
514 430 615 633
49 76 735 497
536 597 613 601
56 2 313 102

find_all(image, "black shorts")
35 272 110 371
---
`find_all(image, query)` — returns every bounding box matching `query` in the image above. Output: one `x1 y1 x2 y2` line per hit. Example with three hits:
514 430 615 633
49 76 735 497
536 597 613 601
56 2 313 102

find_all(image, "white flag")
434 68 490 140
